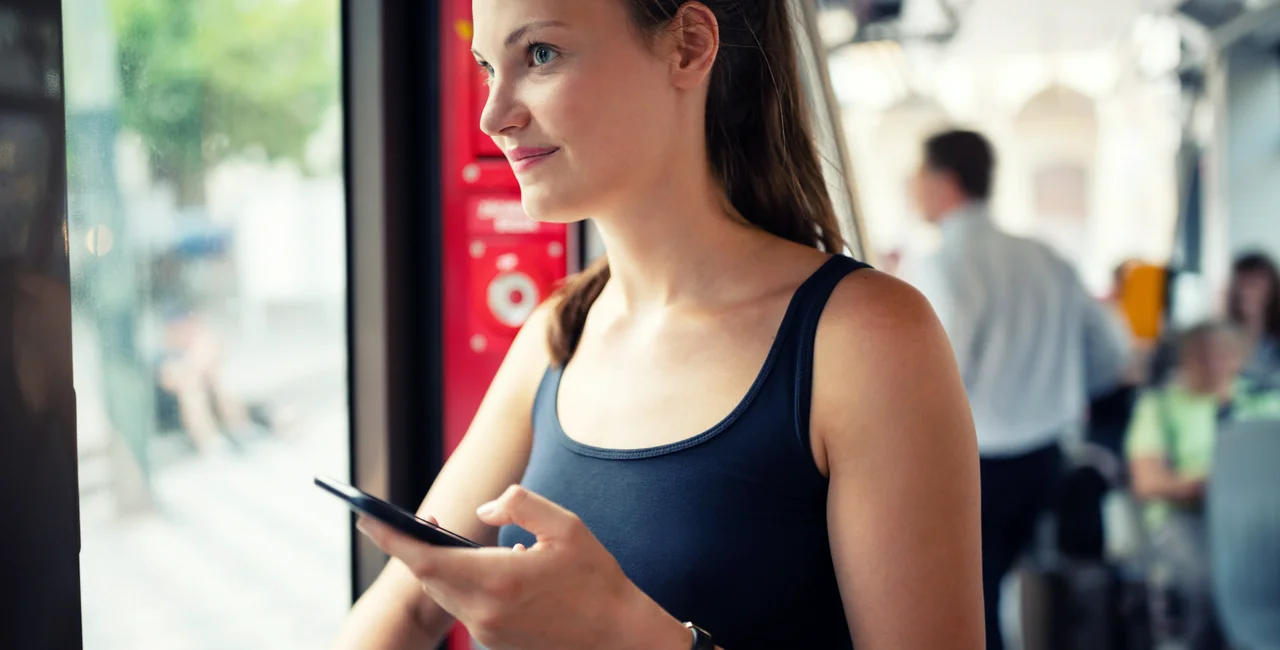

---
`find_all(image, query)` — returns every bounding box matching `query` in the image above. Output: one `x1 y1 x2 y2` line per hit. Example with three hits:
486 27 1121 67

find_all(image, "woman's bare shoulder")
811 266 972 457
822 267 941 348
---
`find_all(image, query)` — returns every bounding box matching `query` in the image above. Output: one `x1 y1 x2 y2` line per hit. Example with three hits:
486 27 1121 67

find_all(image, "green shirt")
1124 379 1280 527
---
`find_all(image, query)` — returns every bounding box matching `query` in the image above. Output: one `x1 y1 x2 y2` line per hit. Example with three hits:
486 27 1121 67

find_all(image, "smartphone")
315 475 483 548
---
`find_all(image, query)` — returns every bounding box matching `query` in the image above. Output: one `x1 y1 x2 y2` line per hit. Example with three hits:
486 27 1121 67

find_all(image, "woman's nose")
478 77 529 139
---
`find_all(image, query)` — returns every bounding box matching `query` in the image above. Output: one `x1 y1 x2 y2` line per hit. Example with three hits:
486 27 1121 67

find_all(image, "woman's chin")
520 189 587 225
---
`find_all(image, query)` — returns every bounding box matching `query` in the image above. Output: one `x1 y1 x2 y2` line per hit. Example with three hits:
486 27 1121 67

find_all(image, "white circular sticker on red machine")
486 271 540 328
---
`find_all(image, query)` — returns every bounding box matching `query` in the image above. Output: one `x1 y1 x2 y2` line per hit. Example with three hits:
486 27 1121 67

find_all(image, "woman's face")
1233 270 1274 325
472 0 682 223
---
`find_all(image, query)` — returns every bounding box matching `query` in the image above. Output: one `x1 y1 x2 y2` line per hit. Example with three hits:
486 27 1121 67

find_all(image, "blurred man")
902 130 1131 650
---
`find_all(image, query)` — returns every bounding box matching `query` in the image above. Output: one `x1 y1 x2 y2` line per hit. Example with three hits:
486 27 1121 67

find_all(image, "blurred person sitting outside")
1126 321 1280 650
1227 251 1280 389
151 252 264 454
156 309 257 453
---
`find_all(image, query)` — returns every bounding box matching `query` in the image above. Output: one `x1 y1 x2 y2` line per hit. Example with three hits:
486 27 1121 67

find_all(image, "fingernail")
476 502 497 518
356 518 370 536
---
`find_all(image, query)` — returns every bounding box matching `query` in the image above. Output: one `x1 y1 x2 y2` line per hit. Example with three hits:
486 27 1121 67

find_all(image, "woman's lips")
506 146 559 172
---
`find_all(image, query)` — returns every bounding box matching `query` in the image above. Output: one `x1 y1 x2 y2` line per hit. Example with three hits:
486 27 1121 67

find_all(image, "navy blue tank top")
498 255 868 649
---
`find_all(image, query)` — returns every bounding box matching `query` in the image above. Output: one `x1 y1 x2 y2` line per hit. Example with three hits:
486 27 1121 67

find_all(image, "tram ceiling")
819 0 1148 56
1173 0 1258 30
816 0 963 48
1162 0 1280 54
1202 2 1280 49
945 0 1142 57
819 0 1280 57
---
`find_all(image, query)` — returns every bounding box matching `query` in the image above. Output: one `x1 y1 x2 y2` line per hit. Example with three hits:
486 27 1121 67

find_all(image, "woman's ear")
663 2 719 90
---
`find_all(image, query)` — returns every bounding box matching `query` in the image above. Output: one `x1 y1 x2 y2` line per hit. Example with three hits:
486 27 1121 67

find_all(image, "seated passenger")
150 252 263 454
155 308 257 454
1126 321 1280 650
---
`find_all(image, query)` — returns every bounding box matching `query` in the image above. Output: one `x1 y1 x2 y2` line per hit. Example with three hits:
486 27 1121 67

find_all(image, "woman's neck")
591 170 777 312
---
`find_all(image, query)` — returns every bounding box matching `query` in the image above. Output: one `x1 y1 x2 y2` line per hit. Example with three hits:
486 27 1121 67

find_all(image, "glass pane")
788 0 866 259
62 0 350 648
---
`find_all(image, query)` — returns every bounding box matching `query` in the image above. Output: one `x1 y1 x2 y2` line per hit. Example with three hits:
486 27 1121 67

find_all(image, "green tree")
111 0 339 205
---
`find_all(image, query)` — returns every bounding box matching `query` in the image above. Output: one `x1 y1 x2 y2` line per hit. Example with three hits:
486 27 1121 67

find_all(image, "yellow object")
1119 263 1166 342
455 20 473 42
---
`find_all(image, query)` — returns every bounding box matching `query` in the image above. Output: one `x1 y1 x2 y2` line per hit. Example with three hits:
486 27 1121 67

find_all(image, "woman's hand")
357 486 692 650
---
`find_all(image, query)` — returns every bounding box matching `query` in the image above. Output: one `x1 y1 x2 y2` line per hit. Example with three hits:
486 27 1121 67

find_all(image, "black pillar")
0 0 83 647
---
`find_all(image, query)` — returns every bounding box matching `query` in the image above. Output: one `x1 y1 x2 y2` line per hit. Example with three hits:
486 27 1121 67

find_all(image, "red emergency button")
487 271 540 328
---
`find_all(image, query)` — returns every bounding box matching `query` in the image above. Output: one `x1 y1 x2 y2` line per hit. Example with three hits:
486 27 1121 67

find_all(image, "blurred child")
1126 321 1280 649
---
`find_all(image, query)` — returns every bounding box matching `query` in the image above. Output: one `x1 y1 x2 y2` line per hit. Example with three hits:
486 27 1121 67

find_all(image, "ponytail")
548 255 611 364
548 0 842 365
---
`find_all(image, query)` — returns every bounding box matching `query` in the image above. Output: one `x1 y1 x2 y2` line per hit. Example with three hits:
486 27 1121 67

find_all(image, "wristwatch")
684 622 715 650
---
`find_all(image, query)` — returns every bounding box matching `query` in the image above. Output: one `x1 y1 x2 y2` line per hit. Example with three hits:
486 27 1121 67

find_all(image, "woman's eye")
530 44 557 66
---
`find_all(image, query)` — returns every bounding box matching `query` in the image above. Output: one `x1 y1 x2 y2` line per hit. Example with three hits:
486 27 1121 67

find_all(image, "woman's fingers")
355 516 391 551
475 486 582 543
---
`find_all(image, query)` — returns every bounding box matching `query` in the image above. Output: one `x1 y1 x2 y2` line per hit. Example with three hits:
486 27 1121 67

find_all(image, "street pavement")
76 322 355 650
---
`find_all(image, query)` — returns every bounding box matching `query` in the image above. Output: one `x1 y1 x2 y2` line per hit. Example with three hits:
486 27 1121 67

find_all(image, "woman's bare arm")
813 271 985 649
332 302 555 649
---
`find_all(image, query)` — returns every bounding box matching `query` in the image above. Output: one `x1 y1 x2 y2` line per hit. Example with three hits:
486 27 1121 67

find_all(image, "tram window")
62 0 350 648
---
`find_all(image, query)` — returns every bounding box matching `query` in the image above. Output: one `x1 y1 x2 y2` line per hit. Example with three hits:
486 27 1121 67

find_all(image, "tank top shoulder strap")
778 255 870 449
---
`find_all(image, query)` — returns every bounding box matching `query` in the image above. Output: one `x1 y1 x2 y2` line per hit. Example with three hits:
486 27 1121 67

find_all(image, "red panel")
440 2 569 648
468 239 566 338
465 195 566 238
456 158 518 191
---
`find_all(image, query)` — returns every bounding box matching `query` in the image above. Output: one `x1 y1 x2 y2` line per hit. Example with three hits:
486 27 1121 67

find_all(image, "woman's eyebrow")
503 19 568 46
473 19 570 58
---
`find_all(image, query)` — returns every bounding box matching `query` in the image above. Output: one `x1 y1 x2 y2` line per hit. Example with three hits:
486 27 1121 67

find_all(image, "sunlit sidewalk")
79 399 352 650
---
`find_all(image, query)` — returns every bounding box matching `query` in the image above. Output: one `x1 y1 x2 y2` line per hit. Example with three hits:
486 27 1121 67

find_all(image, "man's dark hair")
924 130 996 200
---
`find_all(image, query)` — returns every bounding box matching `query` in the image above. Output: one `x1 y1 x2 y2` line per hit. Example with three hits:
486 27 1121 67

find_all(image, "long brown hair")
546 0 845 365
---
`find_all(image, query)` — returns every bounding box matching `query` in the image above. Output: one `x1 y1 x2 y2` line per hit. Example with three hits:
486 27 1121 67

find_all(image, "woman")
334 1 982 648
1227 251 1280 388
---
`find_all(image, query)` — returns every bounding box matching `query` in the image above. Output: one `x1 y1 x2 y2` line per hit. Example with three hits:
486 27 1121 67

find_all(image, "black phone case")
315 475 483 548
